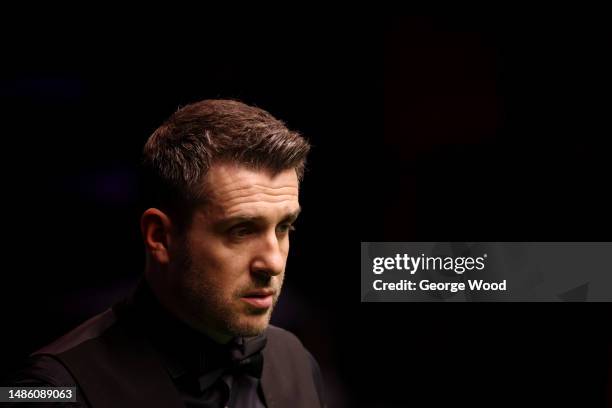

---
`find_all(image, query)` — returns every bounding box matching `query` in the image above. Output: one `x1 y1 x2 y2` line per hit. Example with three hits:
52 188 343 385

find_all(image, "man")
11 100 325 407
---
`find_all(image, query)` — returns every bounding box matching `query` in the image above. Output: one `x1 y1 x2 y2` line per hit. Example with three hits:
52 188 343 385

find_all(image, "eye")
277 223 296 234
228 224 254 238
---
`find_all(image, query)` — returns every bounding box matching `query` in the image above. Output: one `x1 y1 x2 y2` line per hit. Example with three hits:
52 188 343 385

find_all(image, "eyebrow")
220 208 302 226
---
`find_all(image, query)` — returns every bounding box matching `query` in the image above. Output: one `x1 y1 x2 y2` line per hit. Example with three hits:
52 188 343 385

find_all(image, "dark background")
1 15 611 407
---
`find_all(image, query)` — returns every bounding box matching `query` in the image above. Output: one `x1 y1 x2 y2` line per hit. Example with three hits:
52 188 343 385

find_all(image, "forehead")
202 163 300 219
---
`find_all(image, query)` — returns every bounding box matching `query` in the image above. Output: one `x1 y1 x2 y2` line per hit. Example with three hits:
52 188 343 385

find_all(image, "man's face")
168 163 300 339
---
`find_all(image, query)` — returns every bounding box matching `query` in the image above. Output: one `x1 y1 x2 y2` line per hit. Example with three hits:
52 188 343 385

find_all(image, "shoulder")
10 355 91 407
12 308 118 385
12 354 74 386
34 308 117 356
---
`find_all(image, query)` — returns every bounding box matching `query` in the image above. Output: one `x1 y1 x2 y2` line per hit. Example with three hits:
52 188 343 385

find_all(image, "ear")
141 208 174 265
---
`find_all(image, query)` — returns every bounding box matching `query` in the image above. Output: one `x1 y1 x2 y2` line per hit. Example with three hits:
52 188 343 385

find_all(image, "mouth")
240 289 275 309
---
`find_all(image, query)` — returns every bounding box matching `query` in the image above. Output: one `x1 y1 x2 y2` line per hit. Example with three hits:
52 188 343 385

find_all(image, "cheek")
189 241 251 280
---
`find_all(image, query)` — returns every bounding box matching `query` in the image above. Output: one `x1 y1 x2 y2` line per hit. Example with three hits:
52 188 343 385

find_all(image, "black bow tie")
196 334 267 392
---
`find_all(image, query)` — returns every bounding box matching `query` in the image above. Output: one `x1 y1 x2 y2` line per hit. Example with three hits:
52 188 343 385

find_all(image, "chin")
228 314 271 337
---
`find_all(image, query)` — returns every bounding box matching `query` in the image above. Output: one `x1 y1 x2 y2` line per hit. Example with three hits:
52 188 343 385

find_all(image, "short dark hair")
141 99 310 230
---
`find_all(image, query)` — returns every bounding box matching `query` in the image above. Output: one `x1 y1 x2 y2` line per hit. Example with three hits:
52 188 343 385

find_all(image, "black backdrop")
1 15 611 407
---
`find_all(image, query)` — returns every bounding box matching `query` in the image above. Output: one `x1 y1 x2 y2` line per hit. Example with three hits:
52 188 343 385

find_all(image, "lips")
241 289 276 309
243 289 275 297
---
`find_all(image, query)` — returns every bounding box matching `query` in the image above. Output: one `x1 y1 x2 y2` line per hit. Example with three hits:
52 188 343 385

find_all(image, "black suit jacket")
12 294 325 408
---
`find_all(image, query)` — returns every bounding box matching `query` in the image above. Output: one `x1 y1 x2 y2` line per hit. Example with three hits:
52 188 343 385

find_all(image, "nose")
250 230 286 278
